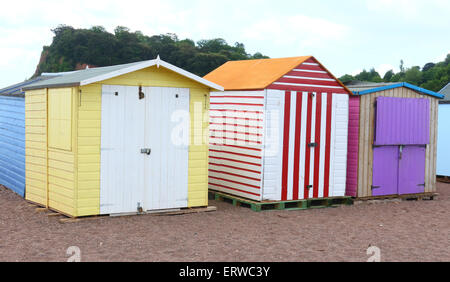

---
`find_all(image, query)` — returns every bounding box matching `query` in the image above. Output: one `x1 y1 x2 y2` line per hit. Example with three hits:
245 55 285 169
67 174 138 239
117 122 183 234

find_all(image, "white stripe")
209 164 261 180
208 183 260 200
286 91 296 201
210 97 265 104
273 82 343 89
298 92 308 200
283 75 335 82
309 93 316 199
208 171 261 187
302 62 319 66
293 69 327 74
318 93 328 198
329 95 337 197
210 90 265 97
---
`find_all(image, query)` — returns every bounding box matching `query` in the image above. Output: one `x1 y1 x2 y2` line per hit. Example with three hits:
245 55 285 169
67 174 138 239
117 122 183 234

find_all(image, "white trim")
80 58 224 91
309 92 316 199
292 69 327 74
286 91 297 200
283 75 335 82
302 62 319 66
273 82 343 89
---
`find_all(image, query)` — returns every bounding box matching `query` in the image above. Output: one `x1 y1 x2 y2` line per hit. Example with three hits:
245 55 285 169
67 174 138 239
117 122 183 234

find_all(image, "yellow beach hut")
22 57 223 217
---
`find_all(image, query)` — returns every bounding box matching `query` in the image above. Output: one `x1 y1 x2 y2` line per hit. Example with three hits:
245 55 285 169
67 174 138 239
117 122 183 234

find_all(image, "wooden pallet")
355 192 439 202
209 191 353 212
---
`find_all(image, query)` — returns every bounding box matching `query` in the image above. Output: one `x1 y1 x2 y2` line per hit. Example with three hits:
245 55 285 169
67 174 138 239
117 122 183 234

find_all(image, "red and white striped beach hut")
204 56 353 201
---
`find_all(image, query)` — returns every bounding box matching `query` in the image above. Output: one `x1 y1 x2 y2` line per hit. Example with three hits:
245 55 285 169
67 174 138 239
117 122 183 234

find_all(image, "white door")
144 87 190 210
100 85 190 214
100 85 146 214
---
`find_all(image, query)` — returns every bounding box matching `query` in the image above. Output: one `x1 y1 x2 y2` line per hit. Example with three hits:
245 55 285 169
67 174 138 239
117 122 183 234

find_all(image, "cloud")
241 15 351 48
376 63 397 76
365 0 450 19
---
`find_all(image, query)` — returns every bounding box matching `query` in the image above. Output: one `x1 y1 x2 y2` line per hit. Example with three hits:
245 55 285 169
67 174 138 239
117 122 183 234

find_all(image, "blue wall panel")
437 104 450 176
0 95 25 197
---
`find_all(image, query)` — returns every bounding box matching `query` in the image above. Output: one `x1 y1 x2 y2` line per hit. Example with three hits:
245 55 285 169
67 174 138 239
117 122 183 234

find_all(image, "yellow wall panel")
48 88 72 151
25 87 77 216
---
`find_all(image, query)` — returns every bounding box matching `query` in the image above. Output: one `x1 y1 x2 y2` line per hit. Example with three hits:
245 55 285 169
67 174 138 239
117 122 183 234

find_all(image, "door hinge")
417 183 425 187
371 185 381 190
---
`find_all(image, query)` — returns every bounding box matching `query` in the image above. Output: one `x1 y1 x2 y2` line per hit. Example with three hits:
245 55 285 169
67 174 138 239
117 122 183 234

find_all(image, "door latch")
308 143 318 148
306 185 313 189
140 148 151 155
371 185 381 190
399 145 403 160
417 183 425 187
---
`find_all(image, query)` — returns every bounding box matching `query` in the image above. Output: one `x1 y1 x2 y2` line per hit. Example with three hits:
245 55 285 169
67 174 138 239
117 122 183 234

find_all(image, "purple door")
372 146 399 196
398 146 426 195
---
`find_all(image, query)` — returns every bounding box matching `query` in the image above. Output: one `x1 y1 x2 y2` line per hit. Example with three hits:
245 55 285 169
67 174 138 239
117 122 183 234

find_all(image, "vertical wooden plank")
357 96 365 197
45 88 49 208
73 87 79 217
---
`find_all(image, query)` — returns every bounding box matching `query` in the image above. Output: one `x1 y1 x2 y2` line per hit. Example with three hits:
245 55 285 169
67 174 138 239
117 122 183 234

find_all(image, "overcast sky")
1 0 449 88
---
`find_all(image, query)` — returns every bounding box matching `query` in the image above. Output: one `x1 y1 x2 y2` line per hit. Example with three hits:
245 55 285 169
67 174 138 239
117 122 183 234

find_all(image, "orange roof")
204 56 311 90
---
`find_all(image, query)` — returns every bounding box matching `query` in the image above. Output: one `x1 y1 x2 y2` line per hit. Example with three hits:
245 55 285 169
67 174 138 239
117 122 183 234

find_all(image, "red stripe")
281 91 291 201
210 109 264 114
208 162 261 174
285 70 334 80
210 129 262 137
267 84 349 94
209 183 260 196
210 116 263 122
304 58 317 64
323 94 333 198
277 77 342 88
209 156 261 167
209 136 262 145
313 93 322 198
211 96 264 99
209 149 261 159
303 92 313 199
210 102 264 106
209 143 262 151
209 176 260 189
210 122 262 129
296 64 324 71
292 91 303 200
208 169 261 181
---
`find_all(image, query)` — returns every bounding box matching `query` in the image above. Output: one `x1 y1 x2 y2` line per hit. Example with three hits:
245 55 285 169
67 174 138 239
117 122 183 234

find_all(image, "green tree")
383 70 394 82
33 25 269 78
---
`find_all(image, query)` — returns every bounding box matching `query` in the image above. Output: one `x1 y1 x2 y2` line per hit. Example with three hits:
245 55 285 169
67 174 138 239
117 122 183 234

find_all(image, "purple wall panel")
372 146 399 196
346 96 359 197
375 97 430 145
398 146 426 195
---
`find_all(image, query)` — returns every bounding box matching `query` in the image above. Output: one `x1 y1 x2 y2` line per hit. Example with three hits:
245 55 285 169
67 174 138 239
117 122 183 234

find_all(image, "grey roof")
0 75 62 97
23 61 144 91
439 83 450 102
344 80 397 92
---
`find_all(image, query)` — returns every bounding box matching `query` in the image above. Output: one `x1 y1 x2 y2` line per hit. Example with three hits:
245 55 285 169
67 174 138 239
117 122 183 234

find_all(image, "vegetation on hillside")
339 56 450 92
34 25 269 77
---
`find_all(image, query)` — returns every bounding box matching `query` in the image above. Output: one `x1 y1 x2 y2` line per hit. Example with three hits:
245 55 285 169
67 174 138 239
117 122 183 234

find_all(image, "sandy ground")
0 183 449 262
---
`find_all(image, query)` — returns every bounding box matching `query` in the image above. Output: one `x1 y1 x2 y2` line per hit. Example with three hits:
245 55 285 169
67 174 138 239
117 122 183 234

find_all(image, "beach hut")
203 56 352 202
0 75 62 197
437 83 450 176
345 81 443 198
22 57 223 217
